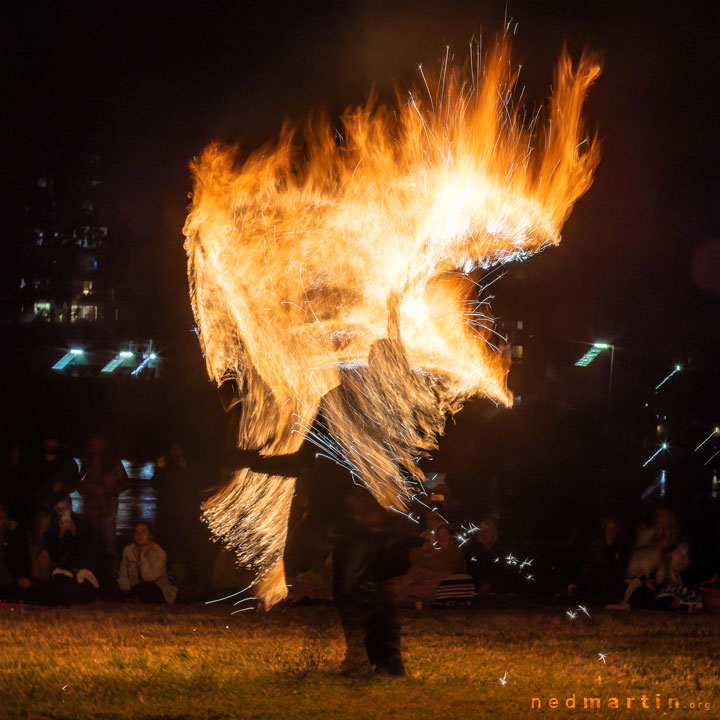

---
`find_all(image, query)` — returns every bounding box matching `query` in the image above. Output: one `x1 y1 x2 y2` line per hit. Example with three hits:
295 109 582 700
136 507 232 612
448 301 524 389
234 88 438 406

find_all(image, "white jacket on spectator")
118 541 177 603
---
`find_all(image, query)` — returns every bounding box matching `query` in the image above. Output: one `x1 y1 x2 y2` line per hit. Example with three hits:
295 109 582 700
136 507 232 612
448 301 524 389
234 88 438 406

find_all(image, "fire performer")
184 36 600 673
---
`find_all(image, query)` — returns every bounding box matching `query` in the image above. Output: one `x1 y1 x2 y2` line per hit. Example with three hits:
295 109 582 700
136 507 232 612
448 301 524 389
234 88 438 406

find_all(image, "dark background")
1 0 718 550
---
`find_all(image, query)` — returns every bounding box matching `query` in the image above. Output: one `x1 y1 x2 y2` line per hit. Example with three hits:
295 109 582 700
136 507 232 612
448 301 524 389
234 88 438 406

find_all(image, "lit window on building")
34 302 52 320
71 304 99 322
82 280 94 295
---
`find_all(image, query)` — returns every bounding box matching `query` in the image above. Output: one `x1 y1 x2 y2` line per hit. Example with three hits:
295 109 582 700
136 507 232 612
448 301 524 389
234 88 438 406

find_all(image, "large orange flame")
184 37 600 606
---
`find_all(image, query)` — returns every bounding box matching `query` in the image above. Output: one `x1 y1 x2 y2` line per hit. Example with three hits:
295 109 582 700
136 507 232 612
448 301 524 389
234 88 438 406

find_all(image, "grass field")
1 601 719 719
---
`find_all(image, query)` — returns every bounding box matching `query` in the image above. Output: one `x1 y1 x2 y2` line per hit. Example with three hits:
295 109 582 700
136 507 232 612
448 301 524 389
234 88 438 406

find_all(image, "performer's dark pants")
332 533 404 674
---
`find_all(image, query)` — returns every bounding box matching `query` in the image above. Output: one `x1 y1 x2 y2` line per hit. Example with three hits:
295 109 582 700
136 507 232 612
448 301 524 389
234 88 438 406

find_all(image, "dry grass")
1 602 719 719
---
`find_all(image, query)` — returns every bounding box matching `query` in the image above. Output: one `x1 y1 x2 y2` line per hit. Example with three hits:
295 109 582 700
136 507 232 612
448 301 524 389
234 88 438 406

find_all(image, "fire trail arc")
183 38 601 606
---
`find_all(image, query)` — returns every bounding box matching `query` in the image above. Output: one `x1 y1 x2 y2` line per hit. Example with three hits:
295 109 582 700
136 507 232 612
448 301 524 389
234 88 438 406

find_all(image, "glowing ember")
184 37 600 606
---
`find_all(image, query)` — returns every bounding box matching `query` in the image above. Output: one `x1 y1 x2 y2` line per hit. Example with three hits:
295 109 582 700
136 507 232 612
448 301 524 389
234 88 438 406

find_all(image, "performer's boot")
340 618 372 675
364 584 405 676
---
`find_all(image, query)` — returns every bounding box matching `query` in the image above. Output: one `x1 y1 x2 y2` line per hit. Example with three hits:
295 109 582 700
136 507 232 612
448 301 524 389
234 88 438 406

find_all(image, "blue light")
53 350 83 370
655 365 681 390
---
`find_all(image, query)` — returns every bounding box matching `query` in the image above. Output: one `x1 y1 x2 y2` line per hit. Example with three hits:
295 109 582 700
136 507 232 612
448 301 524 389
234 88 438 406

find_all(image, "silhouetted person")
463 518 500 593
267 439 407 676
0 442 29 525
30 435 79 521
79 434 129 577
152 442 203 587
6 506 53 603
570 518 624 603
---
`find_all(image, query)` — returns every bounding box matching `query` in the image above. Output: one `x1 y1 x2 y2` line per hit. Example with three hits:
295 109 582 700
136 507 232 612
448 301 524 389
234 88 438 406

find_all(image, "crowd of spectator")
0 433 195 607
1 436 717 612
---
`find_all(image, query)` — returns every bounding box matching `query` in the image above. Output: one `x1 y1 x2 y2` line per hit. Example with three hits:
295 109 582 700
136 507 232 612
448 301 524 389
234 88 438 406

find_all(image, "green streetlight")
575 341 614 410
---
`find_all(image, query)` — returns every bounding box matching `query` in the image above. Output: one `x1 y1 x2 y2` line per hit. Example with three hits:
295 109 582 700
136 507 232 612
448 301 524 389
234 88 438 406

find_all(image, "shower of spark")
184 36 600 606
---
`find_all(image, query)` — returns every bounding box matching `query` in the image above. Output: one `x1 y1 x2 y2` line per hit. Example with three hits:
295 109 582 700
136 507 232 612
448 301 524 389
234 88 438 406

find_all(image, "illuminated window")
70 304 99 322
34 302 51 320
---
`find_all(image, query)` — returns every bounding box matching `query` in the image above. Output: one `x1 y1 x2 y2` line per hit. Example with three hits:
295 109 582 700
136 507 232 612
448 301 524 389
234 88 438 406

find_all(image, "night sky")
3 0 719 374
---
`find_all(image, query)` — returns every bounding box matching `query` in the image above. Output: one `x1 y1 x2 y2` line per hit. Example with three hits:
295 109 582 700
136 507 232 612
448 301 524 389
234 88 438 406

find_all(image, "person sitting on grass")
462 518 500 594
118 522 177 604
607 508 688 610
5 506 54 603
45 495 101 605
386 523 465 606
568 518 624 604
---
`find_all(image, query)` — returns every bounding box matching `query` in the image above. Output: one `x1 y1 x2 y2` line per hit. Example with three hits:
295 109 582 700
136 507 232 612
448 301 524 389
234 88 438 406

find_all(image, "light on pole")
575 341 614 410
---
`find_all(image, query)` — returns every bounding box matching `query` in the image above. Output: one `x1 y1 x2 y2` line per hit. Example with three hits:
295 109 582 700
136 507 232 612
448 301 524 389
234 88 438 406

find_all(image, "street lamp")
575 341 614 410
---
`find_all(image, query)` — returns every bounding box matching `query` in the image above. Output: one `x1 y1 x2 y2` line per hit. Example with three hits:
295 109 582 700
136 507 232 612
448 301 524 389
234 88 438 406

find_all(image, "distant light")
695 427 720 452
655 364 682 390
131 352 156 376
575 343 611 367
102 351 137 373
643 442 668 467
53 350 83 370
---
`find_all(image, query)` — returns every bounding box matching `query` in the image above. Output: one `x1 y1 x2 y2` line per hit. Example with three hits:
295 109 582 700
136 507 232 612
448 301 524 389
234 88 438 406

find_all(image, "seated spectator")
428 483 461 525
569 518 624 603
462 518 500 594
386 524 465 606
5 507 53 603
374 520 425 582
46 495 100 605
288 553 333 603
118 522 177 604
608 508 690 610
419 509 444 544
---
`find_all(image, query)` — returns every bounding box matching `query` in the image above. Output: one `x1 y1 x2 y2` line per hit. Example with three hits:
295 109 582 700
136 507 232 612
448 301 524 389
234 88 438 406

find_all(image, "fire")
184 37 600 606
